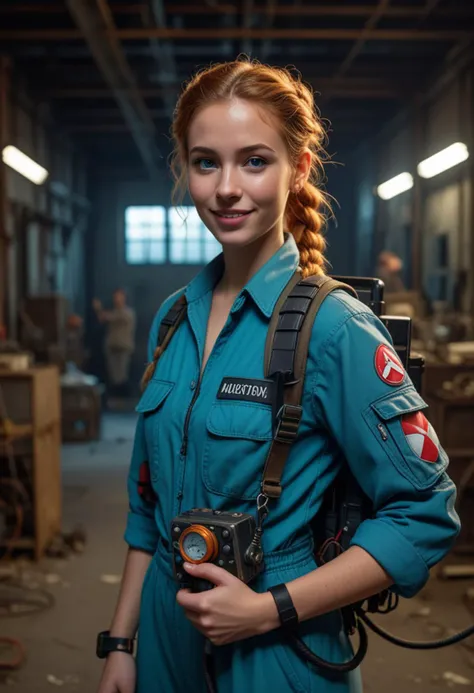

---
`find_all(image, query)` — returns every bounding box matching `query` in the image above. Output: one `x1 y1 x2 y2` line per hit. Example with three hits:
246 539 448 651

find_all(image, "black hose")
287 617 368 673
358 610 474 649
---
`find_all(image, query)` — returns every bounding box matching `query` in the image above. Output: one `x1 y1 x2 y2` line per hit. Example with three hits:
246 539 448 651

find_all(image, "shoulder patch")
375 344 405 386
402 412 439 463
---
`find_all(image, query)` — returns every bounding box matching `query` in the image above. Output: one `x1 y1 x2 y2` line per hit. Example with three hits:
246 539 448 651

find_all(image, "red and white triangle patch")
401 411 439 463
375 344 405 386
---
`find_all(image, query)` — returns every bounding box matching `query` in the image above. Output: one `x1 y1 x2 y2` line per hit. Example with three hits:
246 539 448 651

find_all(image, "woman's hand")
97 652 136 693
176 562 278 646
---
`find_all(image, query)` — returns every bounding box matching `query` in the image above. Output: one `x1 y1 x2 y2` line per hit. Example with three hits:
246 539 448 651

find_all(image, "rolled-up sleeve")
312 308 460 597
124 416 159 553
123 308 163 553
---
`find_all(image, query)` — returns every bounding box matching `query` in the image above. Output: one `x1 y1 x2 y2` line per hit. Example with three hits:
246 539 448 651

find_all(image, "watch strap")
268 583 299 631
96 630 134 659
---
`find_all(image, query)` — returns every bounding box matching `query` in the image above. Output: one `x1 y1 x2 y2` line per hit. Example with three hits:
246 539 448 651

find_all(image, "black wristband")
96 631 134 659
268 583 299 631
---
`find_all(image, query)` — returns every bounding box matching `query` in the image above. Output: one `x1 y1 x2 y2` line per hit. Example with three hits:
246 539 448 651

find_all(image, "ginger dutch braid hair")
142 58 331 388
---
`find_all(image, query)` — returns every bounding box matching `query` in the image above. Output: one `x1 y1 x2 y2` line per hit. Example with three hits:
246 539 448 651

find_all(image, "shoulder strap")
156 294 187 352
261 273 357 498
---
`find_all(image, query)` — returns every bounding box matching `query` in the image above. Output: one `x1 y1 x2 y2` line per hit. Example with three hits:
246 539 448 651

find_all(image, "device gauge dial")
179 525 219 564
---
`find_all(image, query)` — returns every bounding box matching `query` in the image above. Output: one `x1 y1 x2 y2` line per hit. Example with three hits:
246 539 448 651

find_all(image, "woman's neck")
216 229 285 299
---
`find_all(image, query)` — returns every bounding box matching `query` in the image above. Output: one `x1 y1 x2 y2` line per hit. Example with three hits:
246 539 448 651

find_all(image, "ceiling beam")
65 0 162 180
2 4 473 18
44 79 405 100
241 0 254 57
66 122 385 134
60 107 170 119
0 28 471 41
143 0 178 114
333 0 391 81
60 106 388 120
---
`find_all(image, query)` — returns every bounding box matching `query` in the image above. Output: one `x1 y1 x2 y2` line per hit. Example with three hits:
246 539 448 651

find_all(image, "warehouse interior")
0 1 474 691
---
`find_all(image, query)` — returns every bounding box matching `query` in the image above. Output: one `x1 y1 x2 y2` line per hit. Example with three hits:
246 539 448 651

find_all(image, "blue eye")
246 157 266 168
196 158 215 170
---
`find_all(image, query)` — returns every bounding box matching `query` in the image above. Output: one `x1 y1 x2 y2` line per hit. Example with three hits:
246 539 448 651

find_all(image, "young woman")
97 59 460 693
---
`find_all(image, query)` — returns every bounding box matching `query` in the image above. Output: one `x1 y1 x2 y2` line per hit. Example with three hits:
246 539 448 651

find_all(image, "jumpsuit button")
176 492 183 501
190 380 197 390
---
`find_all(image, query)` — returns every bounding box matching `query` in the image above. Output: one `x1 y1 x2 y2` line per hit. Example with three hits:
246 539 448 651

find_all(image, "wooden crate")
429 391 474 554
430 393 474 452
61 383 103 442
0 366 61 560
22 295 68 345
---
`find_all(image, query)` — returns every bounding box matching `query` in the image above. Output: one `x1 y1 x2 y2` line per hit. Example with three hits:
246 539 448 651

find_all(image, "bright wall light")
1 145 49 185
417 142 469 179
377 172 414 200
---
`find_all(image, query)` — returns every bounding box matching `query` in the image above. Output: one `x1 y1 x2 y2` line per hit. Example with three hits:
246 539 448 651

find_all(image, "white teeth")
220 213 245 218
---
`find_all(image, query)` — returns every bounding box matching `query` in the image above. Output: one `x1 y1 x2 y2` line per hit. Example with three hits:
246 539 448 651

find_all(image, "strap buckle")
274 403 302 444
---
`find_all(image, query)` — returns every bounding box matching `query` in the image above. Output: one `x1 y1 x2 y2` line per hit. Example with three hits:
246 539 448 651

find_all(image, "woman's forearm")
109 548 153 638
260 546 393 631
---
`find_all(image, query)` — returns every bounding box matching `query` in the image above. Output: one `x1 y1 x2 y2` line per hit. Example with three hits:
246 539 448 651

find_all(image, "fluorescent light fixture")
377 172 413 200
417 142 469 179
1 145 49 185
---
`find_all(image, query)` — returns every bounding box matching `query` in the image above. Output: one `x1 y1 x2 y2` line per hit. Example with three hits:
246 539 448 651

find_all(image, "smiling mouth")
211 210 253 218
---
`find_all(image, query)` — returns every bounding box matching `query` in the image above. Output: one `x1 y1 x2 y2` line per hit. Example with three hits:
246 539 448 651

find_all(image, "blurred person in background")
376 250 406 293
92 288 136 398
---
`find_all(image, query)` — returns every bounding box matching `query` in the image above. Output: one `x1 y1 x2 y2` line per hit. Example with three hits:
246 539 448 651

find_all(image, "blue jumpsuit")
124 234 460 693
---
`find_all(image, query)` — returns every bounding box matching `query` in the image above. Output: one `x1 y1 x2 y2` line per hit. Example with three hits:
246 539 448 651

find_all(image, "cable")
0 579 56 617
287 617 368 673
358 610 474 649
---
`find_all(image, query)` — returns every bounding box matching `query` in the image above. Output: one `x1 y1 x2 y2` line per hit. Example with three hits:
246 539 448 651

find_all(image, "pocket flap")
136 379 174 414
371 387 428 421
207 401 273 440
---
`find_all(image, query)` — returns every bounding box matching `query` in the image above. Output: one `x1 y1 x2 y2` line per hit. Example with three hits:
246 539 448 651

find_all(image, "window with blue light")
124 205 221 265
169 206 221 265
124 206 166 264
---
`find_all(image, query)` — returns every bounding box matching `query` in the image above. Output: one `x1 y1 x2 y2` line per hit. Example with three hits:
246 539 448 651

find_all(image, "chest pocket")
364 387 449 491
202 400 273 501
136 379 174 481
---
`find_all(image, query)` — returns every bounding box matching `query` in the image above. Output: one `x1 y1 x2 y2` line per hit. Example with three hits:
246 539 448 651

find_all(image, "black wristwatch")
268 583 299 631
96 631 135 659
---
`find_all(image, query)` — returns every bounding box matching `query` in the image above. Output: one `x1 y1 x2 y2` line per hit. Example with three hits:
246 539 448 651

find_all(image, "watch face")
182 531 208 561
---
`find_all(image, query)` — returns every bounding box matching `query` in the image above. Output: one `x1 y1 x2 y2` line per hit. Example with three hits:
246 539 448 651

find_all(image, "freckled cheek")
188 174 215 206
248 171 290 209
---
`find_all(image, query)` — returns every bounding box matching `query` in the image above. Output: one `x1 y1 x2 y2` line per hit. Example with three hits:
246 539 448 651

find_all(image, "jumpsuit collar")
184 233 300 318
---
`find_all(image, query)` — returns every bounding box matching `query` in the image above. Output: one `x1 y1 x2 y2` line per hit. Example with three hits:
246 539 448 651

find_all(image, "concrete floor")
1 413 473 692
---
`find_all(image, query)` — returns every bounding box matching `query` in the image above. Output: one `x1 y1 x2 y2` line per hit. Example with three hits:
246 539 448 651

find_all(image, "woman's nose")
216 167 242 200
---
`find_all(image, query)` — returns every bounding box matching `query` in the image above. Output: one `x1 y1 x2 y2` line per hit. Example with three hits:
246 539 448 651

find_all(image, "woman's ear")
292 149 312 193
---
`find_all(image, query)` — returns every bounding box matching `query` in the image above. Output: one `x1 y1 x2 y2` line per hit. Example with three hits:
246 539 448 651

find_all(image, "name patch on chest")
217 377 274 405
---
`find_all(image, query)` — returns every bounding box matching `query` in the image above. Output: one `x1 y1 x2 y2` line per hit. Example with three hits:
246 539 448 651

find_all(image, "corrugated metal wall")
2 67 89 338
353 61 473 318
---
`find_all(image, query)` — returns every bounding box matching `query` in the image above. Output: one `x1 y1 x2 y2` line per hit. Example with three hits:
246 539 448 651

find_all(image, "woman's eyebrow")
189 143 276 155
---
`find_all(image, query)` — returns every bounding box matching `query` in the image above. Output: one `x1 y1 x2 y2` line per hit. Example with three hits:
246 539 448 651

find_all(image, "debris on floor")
407 673 423 684
100 574 122 585
409 606 431 618
442 671 472 686
46 675 64 686
45 527 87 559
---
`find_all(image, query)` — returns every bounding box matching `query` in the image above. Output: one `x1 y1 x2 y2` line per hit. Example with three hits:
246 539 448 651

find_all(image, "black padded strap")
157 294 187 349
261 274 357 498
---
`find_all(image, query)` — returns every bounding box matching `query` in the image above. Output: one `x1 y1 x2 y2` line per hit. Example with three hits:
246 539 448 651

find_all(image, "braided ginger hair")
142 59 331 387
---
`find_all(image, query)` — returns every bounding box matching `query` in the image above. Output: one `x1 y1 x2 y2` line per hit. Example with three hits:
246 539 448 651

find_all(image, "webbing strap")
261 274 357 498
157 294 187 352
